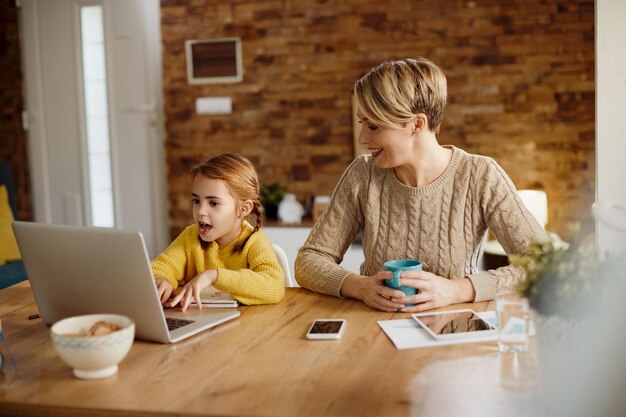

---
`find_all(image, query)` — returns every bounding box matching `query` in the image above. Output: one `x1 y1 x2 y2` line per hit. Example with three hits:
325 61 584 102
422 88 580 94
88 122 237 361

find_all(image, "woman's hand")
392 270 476 312
341 272 407 312
166 270 218 312
156 278 174 305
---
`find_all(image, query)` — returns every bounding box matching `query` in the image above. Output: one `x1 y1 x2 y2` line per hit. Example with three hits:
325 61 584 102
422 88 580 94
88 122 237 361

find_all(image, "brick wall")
0 1 595 241
161 0 595 239
0 0 31 221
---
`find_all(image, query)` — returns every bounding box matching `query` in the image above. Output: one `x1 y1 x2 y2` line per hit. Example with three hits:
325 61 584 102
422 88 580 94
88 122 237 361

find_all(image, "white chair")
593 201 626 233
273 243 297 287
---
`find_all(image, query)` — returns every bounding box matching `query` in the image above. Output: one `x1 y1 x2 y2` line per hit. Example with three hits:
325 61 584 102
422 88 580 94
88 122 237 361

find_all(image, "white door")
19 0 168 257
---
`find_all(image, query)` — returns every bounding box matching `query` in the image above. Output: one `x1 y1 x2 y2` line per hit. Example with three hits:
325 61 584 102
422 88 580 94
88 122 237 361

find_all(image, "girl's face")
357 112 414 169
192 176 243 248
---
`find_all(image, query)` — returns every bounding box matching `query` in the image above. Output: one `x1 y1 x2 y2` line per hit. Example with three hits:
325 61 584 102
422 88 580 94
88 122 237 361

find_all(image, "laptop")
12 221 240 343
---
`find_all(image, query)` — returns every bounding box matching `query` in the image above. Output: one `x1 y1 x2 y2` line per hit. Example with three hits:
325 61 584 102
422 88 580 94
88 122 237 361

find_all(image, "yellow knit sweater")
151 221 285 305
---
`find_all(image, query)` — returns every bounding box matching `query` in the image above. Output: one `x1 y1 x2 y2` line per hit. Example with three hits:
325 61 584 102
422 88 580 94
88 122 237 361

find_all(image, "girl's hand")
345 271 407 312
166 270 218 312
156 278 174 305
392 270 475 312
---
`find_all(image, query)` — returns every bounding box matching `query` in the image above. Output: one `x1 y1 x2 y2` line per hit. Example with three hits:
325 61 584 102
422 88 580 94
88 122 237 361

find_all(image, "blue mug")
384 260 422 308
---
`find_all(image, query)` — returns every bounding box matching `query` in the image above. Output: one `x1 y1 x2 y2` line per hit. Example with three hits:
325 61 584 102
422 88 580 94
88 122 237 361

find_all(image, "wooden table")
0 282 541 417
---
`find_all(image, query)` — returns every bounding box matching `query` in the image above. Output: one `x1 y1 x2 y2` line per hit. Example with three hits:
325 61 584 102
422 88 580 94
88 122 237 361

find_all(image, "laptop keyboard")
166 317 195 331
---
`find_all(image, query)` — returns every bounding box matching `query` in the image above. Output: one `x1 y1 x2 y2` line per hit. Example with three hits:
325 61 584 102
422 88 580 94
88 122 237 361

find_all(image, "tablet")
412 309 496 340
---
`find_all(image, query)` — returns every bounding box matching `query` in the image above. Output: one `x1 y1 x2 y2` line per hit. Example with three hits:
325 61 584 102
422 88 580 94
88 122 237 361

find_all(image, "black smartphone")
306 319 346 339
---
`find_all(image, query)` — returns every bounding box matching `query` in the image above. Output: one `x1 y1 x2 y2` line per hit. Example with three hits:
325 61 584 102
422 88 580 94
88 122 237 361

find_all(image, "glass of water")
495 294 530 353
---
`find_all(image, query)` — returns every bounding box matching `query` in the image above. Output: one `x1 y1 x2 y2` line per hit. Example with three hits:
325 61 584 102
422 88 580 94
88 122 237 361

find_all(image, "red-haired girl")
152 153 285 311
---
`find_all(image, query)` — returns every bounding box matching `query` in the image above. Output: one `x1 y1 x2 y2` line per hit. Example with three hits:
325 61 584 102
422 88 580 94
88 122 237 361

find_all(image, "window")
80 5 115 227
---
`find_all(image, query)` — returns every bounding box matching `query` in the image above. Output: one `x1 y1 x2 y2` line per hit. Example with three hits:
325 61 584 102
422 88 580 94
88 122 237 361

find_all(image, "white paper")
378 311 534 350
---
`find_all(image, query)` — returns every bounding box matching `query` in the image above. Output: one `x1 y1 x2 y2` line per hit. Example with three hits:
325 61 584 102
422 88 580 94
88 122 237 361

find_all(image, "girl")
151 153 285 311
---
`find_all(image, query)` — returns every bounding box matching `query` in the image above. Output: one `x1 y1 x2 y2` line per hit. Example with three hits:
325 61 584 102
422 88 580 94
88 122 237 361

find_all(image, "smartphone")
306 319 346 340
412 309 496 341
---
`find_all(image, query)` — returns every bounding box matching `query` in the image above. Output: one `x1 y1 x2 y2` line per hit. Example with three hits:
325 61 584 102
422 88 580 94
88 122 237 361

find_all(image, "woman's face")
357 112 414 169
191 176 242 248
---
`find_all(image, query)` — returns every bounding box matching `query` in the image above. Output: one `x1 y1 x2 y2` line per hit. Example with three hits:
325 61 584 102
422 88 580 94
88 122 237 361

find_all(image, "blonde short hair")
354 57 447 134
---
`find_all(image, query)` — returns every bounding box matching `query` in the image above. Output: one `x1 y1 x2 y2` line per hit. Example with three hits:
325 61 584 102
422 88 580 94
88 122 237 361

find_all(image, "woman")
295 57 548 312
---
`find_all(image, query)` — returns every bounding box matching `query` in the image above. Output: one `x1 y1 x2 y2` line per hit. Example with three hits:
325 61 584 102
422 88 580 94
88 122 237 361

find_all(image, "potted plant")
510 233 626 415
260 181 286 220
511 236 597 319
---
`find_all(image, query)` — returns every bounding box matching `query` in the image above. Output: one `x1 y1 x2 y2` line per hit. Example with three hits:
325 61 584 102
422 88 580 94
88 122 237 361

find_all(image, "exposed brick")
0 0 31 221
160 0 592 238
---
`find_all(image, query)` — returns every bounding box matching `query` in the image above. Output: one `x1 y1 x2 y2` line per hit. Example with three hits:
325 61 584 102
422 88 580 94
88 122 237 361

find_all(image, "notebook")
12 221 240 343
196 286 238 308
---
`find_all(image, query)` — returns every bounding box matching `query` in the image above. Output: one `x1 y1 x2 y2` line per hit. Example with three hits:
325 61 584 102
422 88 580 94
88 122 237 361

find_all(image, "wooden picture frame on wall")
185 37 243 84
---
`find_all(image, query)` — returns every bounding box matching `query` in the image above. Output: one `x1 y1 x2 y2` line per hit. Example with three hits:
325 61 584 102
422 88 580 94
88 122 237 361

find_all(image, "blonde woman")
295 58 548 312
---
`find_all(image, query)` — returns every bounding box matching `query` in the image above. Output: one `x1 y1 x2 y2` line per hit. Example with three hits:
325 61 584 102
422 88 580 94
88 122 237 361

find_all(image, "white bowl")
50 314 135 379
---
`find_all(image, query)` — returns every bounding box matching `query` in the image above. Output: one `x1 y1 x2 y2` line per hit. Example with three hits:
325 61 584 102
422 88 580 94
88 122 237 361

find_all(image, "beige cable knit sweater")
295 146 548 302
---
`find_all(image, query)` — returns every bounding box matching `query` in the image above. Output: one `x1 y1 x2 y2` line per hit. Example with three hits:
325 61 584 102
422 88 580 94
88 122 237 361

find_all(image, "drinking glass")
495 294 530 353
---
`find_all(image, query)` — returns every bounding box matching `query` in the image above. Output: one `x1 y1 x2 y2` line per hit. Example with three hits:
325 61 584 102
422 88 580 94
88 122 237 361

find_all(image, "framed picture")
185 37 243 84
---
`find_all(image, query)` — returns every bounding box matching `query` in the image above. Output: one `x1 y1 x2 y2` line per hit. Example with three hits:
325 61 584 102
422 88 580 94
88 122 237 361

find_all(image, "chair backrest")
0 160 17 218
593 201 626 233
272 243 296 287
0 159 27 290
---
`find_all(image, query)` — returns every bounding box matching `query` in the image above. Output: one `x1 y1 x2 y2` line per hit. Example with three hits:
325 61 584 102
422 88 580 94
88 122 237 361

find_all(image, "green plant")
260 181 286 206
510 235 625 318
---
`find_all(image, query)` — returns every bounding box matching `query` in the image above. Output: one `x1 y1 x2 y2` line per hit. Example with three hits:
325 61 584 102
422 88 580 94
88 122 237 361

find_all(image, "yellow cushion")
0 185 21 265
